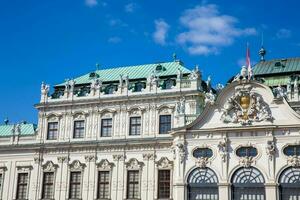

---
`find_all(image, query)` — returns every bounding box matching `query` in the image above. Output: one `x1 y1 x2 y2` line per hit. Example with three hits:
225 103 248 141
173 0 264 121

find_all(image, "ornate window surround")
14 165 33 200
96 159 114 200
68 160 86 200
124 158 144 200
71 112 88 140
127 106 145 137
282 141 300 167
155 157 173 200
157 105 175 136
191 145 215 168
234 143 261 168
98 109 117 138
40 161 58 200
45 113 62 141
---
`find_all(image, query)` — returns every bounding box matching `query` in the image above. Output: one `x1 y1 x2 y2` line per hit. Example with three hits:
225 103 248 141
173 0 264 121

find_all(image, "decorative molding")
125 158 144 170
113 154 126 161
218 137 229 162
155 157 173 169
42 161 58 172
17 165 33 172
266 139 276 161
142 153 156 161
34 156 44 164
97 159 114 170
239 157 254 168
57 156 69 163
84 155 97 162
195 157 210 168
69 160 86 171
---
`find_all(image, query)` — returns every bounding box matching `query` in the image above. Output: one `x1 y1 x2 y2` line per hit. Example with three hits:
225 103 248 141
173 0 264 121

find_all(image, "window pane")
73 120 85 138
42 172 54 199
69 172 81 199
98 171 110 199
159 115 171 134
130 117 141 136
16 173 28 200
101 118 112 137
127 170 139 199
158 170 170 198
47 122 58 140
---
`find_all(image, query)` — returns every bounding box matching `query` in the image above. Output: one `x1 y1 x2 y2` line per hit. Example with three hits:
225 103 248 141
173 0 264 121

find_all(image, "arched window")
236 146 258 157
187 168 218 200
283 145 300 156
231 167 265 200
279 167 300 200
193 148 213 159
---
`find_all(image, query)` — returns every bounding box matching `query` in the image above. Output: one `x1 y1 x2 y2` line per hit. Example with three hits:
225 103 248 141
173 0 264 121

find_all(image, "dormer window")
134 82 145 92
236 146 258 157
105 85 117 94
164 79 175 89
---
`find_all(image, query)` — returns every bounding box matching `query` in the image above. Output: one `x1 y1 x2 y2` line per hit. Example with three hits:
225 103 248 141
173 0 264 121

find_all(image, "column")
56 156 69 200
218 183 230 200
265 183 277 200
84 155 97 200
29 156 43 200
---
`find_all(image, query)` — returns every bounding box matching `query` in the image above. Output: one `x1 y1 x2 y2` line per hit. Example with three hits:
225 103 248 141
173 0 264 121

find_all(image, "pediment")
186 81 300 130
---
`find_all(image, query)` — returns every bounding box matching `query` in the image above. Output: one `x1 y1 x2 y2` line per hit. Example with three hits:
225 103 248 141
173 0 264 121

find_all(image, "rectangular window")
97 171 110 199
159 115 171 134
69 172 81 199
127 170 139 199
73 120 85 139
47 122 58 140
129 117 141 135
101 118 112 137
16 173 28 200
158 170 171 199
42 172 55 199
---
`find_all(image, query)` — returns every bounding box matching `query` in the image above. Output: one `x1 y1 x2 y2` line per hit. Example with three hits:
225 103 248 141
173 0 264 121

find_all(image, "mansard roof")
56 61 191 86
253 57 300 76
0 123 36 137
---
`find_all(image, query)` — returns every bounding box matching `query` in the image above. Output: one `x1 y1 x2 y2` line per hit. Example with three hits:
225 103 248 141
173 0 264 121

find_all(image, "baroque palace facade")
0 56 299 200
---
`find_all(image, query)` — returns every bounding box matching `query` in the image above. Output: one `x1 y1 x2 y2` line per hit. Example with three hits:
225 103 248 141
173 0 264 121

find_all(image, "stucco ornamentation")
42 161 58 172
84 155 97 162
205 90 216 106
97 159 114 170
266 140 276 160
69 160 86 171
287 156 300 167
142 153 156 161
221 84 272 125
125 158 144 170
156 157 173 169
239 157 254 168
218 137 229 162
195 157 210 168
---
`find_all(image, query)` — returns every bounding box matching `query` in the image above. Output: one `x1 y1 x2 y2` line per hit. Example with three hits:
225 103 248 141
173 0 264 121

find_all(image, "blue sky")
0 0 300 123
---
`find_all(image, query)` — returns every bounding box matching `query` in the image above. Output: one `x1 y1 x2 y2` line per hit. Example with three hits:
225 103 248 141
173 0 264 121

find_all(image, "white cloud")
108 36 122 43
153 19 170 46
108 18 128 27
85 0 98 7
176 4 257 55
276 28 291 39
125 3 138 13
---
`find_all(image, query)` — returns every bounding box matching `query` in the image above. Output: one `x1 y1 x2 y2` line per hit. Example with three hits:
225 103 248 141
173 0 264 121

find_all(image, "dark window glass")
16 173 28 200
193 148 213 158
69 172 81 199
129 117 141 135
159 115 171 134
236 147 258 157
127 170 139 199
165 79 175 89
97 171 110 199
283 145 300 156
73 120 85 139
101 118 112 137
42 172 54 199
105 85 116 94
47 122 58 140
135 82 145 92
158 170 171 199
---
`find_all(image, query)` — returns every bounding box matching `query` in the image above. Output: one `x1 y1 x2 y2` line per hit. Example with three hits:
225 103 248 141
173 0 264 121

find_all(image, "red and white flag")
246 44 253 80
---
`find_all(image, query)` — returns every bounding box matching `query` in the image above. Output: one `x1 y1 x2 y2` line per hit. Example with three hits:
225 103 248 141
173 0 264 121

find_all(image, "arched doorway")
231 167 265 200
187 167 219 200
279 167 300 200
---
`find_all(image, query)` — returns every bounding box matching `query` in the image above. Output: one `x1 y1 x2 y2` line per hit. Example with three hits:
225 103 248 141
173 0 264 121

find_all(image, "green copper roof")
56 61 191 86
253 57 300 76
263 76 291 86
0 123 36 137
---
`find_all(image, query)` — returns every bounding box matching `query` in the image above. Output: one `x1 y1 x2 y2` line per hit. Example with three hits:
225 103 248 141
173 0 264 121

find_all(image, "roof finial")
173 53 177 61
259 32 266 62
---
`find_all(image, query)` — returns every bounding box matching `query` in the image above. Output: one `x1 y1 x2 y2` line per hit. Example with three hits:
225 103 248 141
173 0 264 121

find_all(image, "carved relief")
195 157 210 168
155 157 173 169
287 156 300 167
69 160 86 171
84 155 97 162
142 153 156 161
113 154 126 161
97 159 114 170
266 139 276 161
42 161 58 172
125 158 144 170
221 84 272 125
239 157 254 168
57 156 69 163
218 137 229 162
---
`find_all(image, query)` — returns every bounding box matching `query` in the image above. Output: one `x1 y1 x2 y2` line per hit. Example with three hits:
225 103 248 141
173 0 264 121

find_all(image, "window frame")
236 146 258 158
73 120 85 139
101 118 113 137
126 170 140 199
68 171 82 199
157 169 171 199
47 122 59 140
283 145 300 156
97 170 111 200
129 116 142 136
159 115 172 134
41 172 55 199
16 172 29 200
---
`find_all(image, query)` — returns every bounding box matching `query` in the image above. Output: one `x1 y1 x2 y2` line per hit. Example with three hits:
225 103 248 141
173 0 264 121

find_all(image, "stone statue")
119 74 123 87
41 82 50 96
176 97 186 114
205 90 216 106
273 85 286 99
177 68 182 80
266 140 276 160
147 70 157 85
189 65 201 80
